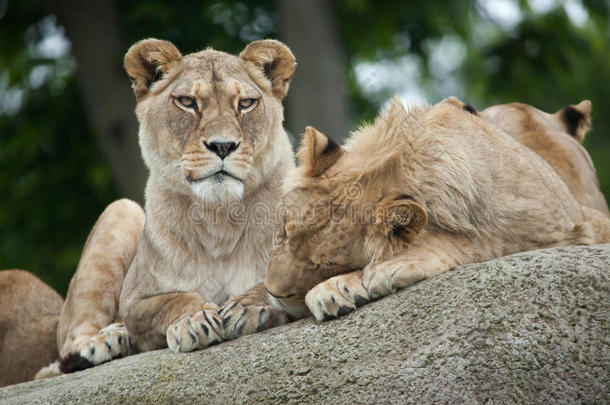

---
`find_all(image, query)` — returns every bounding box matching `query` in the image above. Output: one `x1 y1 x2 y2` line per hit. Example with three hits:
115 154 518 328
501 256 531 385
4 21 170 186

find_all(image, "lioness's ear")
297 126 344 177
124 38 183 101
240 39 296 99
374 194 427 243
555 100 591 143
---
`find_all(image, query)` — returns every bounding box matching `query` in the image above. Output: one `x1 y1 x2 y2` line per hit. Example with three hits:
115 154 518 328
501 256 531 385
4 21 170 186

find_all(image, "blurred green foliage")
1 0 608 295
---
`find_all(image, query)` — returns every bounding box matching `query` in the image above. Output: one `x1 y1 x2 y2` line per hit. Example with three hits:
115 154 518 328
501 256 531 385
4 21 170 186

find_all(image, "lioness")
0 270 63 386
220 96 609 325
10 38 297 378
479 99 608 214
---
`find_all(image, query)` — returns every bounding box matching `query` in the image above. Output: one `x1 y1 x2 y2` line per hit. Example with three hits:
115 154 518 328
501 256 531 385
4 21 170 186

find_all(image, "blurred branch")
43 0 147 202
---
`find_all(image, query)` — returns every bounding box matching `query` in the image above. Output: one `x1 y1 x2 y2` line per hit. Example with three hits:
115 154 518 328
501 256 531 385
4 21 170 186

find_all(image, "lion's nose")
205 141 239 159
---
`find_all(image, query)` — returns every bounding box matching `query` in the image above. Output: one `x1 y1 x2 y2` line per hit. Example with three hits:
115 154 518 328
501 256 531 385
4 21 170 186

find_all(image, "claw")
199 322 209 336
235 307 248 336
354 295 369 307
222 314 232 329
220 301 238 317
203 311 222 336
256 307 268 332
337 305 352 316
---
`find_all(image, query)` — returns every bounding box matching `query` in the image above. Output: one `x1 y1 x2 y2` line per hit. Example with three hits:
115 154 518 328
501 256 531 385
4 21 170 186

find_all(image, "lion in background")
221 96 609 325
0 37 296 386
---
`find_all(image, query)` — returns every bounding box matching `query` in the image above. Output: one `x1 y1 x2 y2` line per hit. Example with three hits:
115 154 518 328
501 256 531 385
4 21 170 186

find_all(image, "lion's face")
124 39 296 202
264 187 370 316
264 126 427 316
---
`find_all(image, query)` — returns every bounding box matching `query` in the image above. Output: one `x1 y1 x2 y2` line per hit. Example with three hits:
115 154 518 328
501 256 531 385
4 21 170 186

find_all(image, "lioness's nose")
205 141 238 159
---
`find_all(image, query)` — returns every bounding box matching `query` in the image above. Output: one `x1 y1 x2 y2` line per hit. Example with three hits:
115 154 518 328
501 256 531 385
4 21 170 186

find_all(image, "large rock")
1 244 608 404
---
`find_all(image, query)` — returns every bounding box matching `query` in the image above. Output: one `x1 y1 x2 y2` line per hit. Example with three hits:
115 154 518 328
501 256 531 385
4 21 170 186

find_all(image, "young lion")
221 96 609 325
29 38 296 376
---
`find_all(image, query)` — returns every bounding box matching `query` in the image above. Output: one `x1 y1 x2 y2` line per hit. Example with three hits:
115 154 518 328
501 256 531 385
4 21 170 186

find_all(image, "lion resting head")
124 38 296 202
264 97 608 317
264 122 429 316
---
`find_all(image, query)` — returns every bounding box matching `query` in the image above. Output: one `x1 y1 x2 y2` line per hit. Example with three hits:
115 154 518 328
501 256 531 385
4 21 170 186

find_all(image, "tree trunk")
44 0 147 203
277 0 350 143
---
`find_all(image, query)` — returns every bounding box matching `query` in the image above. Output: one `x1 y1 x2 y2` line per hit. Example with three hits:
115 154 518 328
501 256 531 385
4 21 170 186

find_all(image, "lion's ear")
240 39 296 100
297 126 344 177
124 38 183 101
555 100 591 143
374 194 427 243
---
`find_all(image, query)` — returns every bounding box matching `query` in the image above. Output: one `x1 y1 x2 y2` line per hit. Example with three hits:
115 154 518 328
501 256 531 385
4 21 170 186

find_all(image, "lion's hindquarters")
0 270 63 387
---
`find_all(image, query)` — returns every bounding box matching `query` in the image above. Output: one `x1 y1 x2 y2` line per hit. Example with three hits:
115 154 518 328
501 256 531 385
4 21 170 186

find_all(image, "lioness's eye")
177 96 196 109
238 98 258 111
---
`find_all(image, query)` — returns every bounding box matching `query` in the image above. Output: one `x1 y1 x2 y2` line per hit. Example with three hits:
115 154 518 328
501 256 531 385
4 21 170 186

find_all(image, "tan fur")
4 39 297 384
118 38 295 352
480 100 608 214
56 199 145 365
0 270 63 387
253 97 609 321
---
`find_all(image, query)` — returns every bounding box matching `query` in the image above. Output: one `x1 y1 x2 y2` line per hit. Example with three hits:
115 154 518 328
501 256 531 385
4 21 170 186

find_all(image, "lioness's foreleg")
121 291 223 353
219 283 289 339
57 199 145 372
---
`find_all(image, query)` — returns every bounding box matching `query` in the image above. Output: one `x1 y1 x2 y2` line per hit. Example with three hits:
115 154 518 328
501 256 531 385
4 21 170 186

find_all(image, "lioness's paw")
59 322 133 373
166 309 223 353
305 272 370 321
220 300 288 340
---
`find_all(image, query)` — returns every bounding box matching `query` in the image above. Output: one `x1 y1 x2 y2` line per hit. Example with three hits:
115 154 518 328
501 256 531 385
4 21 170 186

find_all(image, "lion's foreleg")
362 231 495 299
57 199 144 372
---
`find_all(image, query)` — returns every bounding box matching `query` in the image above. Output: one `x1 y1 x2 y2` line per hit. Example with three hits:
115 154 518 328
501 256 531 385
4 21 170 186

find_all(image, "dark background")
1 0 608 295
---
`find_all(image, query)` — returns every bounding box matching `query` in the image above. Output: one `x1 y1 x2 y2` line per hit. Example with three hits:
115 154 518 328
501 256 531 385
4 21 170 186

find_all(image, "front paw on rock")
59 322 133 373
219 301 288 340
166 309 223 353
305 277 370 321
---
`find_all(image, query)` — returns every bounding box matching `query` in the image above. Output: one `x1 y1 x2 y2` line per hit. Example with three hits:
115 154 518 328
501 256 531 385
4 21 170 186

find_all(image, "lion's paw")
166 309 223 353
220 299 288 340
59 322 133 373
363 260 426 299
305 272 370 321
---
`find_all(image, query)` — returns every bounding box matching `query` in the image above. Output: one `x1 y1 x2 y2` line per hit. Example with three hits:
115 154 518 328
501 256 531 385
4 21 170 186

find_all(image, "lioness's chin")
191 176 245 203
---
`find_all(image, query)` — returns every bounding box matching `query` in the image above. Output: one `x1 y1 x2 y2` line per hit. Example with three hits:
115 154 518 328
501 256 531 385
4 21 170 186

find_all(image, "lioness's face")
146 54 270 202
124 39 296 202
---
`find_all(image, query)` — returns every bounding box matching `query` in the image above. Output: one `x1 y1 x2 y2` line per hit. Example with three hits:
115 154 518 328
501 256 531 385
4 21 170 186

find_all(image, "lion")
0 270 63 387
219 96 609 327
0 38 297 382
478 99 608 214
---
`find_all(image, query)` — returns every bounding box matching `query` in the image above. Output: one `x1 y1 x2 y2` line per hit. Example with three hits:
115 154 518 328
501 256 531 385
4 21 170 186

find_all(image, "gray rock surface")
1 244 608 404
